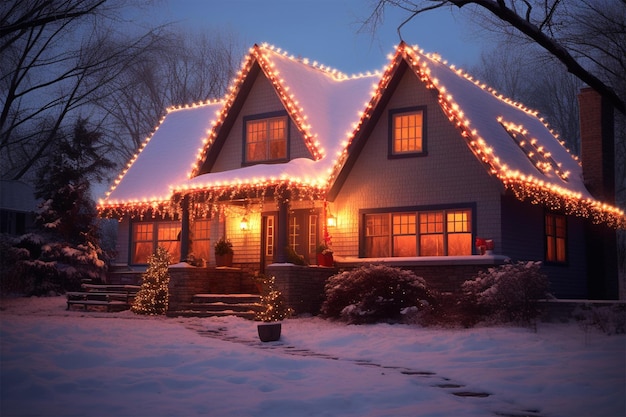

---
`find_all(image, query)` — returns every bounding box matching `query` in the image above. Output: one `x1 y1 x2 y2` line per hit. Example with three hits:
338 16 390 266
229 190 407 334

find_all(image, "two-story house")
99 42 624 303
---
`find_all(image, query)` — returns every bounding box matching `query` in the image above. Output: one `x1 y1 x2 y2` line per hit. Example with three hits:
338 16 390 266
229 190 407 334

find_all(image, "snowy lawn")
1 296 624 417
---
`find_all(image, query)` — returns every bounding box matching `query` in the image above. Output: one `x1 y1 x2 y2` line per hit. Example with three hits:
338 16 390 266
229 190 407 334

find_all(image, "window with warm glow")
390 107 426 157
364 208 472 258
545 213 567 263
192 219 211 262
245 114 288 163
131 221 181 264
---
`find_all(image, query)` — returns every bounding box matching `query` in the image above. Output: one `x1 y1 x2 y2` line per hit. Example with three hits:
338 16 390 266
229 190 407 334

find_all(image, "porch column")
179 195 190 262
276 196 289 263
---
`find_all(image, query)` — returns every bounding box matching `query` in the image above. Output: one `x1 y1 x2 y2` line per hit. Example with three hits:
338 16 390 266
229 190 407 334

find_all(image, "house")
0 180 38 235
98 42 624 308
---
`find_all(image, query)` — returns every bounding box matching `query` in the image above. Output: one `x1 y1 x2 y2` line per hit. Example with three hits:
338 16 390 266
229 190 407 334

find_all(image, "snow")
102 43 598 214
104 103 222 205
2 296 625 417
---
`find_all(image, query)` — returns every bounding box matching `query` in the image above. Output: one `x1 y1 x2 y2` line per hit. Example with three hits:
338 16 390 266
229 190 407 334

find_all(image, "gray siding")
211 72 312 173
501 194 588 298
331 68 503 257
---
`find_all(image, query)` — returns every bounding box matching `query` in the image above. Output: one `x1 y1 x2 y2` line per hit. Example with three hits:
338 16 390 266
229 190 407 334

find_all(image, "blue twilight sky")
142 0 490 74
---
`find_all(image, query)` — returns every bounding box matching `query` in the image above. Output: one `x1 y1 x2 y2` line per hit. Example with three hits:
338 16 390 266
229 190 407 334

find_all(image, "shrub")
573 303 625 335
461 261 550 325
321 264 436 324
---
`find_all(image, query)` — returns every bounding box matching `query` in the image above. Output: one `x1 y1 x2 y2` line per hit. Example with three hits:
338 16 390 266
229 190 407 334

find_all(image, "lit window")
545 213 567 263
245 115 287 163
390 108 426 157
132 223 153 264
364 208 472 258
192 219 211 262
131 221 182 264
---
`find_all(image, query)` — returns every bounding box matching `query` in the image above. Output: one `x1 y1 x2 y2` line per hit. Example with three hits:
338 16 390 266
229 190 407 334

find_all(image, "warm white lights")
97 42 625 230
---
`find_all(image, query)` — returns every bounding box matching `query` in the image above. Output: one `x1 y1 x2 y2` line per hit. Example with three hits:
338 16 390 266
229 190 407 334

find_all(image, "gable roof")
98 42 625 228
179 44 378 195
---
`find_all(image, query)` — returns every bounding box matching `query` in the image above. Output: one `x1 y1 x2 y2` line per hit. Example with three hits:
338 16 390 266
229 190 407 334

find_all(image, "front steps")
167 294 262 319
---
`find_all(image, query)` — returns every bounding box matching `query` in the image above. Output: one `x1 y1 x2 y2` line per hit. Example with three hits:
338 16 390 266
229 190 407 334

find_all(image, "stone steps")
167 293 262 319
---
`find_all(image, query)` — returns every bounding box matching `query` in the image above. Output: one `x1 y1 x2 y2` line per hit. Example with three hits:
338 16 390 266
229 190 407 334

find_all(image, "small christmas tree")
255 276 293 322
132 246 171 315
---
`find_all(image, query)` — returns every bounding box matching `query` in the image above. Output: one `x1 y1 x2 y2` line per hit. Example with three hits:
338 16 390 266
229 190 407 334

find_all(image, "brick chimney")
578 87 615 203
577 87 618 300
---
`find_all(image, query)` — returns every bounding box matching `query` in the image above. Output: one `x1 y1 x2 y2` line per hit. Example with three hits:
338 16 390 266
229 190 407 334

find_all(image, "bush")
573 303 625 335
321 264 436 324
461 261 550 325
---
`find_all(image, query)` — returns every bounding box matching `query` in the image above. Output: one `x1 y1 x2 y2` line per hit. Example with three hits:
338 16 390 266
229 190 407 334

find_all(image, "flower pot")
215 253 233 267
257 322 281 342
317 253 334 267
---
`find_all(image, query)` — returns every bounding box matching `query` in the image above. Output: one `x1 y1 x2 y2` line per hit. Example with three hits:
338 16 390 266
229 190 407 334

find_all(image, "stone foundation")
265 264 337 316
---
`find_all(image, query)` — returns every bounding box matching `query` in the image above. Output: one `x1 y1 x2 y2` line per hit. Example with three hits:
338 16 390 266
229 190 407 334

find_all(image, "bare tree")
94 28 243 164
362 0 625 114
473 45 582 155
0 0 161 181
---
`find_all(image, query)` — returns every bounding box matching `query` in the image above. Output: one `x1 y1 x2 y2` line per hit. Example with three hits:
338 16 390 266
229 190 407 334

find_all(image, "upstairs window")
244 113 288 163
389 107 426 157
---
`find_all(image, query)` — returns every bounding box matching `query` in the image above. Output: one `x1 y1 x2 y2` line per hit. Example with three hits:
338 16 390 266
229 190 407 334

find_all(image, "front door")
261 209 320 271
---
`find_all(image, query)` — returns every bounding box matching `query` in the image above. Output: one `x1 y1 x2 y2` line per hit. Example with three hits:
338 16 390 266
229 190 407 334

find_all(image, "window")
364 208 472 258
389 107 426 157
545 213 567 263
192 219 211 262
131 221 181 264
132 223 153 264
245 114 288 163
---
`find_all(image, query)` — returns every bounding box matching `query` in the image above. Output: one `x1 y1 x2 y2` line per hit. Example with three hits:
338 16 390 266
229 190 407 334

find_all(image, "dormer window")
244 112 288 164
389 107 427 158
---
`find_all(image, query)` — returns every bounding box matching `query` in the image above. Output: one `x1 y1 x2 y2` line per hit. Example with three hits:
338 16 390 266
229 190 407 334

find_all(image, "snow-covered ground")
1 296 624 417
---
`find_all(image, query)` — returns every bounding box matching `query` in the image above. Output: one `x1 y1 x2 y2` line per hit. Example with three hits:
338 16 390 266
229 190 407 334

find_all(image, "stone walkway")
185 321 545 417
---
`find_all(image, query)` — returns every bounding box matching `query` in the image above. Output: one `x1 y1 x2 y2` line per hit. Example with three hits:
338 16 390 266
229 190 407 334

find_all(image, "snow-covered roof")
102 102 222 208
99 43 624 227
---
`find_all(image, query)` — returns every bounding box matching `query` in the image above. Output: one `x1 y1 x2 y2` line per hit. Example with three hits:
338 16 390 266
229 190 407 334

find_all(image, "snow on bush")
4 234 108 295
462 261 551 325
321 264 436 324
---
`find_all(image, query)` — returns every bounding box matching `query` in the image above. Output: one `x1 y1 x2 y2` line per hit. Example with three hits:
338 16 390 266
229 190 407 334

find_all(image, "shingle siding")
331 68 503 257
501 194 588 298
211 72 311 173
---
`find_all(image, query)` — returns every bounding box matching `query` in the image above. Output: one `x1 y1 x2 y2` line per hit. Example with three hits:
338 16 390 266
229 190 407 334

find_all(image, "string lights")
98 42 625 229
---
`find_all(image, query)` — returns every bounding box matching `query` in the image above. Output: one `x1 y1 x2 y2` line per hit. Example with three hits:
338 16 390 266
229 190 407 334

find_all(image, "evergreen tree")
8 118 114 294
255 276 293 322
132 246 171 315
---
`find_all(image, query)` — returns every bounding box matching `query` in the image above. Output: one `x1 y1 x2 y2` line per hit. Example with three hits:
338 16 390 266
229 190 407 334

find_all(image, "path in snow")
184 321 544 417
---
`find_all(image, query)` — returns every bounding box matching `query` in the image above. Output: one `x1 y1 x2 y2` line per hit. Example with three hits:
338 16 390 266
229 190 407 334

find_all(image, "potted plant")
214 237 233 267
255 276 293 342
316 242 334 267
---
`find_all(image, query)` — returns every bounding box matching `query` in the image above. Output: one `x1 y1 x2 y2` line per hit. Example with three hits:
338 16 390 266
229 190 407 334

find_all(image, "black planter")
257 322 281 342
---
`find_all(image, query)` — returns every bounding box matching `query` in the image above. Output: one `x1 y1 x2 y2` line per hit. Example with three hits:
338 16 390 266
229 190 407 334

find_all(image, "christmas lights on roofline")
98 42 625 229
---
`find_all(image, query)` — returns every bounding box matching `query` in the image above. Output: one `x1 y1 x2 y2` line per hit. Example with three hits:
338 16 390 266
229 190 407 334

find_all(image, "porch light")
240 217 249 231
327 214 337 228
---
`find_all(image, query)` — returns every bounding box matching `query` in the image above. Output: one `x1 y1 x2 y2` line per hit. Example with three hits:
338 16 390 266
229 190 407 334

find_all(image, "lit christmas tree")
132 246 171 315
255 275 293 322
